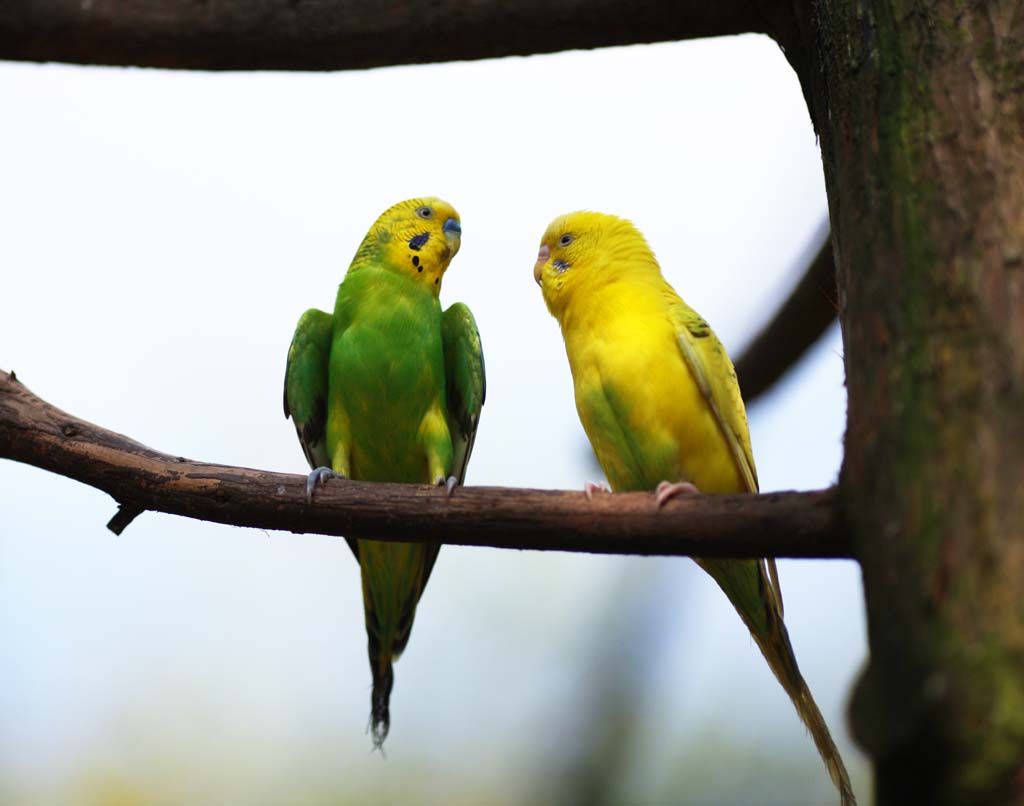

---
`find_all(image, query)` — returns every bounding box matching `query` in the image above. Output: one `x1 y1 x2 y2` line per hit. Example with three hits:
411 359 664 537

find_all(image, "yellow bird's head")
351 196 462 295
534 211 658 318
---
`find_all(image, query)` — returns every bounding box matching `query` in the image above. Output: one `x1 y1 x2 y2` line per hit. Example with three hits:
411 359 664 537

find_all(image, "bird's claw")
306 466 344 503
584 480 611 501
438 475 459 498
655 480 700 509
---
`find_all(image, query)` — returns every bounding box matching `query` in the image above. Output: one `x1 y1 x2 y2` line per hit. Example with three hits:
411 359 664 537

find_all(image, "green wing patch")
284 308 334 471
441 302 485 486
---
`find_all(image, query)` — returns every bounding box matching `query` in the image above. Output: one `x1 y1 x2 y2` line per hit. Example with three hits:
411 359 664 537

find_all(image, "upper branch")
0 370 851 559
0 1 761 71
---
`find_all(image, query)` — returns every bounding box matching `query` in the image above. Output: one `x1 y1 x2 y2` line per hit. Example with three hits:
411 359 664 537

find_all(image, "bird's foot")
584 480 611 501
437 475 459 498
306 466 344 502
655 480 700 509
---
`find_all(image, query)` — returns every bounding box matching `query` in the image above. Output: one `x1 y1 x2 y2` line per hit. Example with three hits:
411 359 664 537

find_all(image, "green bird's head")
351 197 462 295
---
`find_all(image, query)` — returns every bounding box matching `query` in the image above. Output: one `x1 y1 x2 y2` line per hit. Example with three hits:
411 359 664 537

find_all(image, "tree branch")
0 1 762 71
0 370 852 559
734 222 838 404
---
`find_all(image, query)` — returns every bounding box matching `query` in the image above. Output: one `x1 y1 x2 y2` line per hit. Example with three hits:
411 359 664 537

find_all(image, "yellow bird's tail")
700 557 857 806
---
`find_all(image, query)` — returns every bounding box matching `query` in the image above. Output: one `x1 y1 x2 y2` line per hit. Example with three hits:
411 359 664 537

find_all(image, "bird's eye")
416 206 434 220
559 234 573 247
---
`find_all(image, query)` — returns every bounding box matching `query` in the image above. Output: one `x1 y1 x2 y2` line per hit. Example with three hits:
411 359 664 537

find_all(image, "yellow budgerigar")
534 211 855 805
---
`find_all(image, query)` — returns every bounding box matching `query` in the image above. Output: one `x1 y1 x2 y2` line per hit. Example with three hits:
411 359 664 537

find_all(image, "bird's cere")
534 244 550 285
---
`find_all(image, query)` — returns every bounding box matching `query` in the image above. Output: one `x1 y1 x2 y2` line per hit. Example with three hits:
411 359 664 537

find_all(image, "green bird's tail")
357 538 439 748
366 627 396 749
699 557 857 806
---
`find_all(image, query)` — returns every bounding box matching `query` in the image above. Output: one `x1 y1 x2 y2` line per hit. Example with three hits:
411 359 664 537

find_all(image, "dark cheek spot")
409 232 430 251
418 266 424 273
412 256 419 266
434 278 439 285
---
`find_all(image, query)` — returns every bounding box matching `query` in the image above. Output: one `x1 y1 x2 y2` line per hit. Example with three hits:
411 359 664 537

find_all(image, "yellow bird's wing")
666 295 758 494
666 293 785 613
666 298 855 802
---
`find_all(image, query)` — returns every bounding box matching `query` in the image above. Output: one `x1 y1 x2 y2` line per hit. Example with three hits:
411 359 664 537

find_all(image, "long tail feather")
368 628 394 749
358 539 432 749
756 601 857 805
365 594 417 749
701 558 857 805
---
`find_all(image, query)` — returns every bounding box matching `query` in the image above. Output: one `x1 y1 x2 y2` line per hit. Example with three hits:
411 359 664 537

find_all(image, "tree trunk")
794 1 1024 802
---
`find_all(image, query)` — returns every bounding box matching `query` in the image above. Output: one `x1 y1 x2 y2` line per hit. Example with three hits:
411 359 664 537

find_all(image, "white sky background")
0 35 868 804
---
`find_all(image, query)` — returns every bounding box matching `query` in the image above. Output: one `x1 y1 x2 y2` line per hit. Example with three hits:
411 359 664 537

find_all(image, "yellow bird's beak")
534 244 550 286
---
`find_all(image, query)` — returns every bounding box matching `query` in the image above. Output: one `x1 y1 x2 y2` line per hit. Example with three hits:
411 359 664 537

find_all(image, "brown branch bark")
0 1 760 71
0 370 851 559
734 222 838 404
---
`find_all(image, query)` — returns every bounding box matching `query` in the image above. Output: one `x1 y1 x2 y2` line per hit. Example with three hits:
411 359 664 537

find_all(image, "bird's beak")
443 217 462 256
443 217 461 238
534 244 550 286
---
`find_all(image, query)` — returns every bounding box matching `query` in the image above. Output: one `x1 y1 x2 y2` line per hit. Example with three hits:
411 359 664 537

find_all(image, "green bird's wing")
284 308 359 561
409 302 483 593
441 302 486 486
284 308 333 469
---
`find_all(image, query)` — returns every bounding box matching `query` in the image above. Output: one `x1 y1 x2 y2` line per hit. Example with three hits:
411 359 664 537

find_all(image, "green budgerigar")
284 197 484 746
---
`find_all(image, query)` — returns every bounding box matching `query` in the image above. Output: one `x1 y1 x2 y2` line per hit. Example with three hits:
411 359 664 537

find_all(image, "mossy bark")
791 1 1024 802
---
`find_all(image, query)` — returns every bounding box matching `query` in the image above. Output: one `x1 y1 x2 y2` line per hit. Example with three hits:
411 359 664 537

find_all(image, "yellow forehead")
381 196 459 226
540 211 635 246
